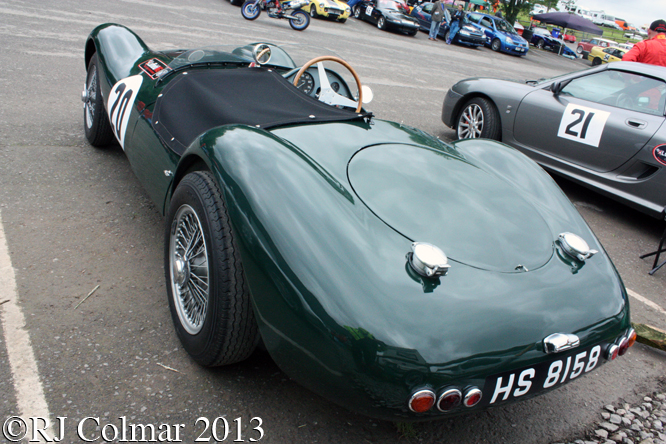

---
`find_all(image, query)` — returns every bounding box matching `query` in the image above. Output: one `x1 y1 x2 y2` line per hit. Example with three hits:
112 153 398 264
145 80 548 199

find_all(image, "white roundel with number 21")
557 103 610 148
107 75 143 150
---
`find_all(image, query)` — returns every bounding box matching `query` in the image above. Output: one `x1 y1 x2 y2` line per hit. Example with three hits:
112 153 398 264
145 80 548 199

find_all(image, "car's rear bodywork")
86 23 632 420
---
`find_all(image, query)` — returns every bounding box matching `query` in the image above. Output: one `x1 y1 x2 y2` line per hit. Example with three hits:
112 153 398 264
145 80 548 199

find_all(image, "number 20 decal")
108 75 143 150
557 103 610 148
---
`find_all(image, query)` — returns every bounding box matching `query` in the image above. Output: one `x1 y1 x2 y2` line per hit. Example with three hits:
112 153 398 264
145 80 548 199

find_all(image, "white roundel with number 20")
557 103 610 148
107 75 143 150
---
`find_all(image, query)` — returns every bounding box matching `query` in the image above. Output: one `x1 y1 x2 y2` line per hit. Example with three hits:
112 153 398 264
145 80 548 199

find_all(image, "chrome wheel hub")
169 205 209 335
458 104 484 139
84 68 97 129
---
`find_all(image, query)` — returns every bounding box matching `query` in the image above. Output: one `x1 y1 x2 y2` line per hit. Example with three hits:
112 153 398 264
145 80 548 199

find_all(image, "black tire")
536 39 545 49
353 5 361 18
377 16 386 30
241 0 261 20
407 29 417 36
289 9 310 30
491 38 501 52
456 97 501 140
338 17 347 23
309 5 318 18
165 171 259 367
445 30 451 42
592 57 602 66
576 45 583 54
230 0 243 6
83 54 114 147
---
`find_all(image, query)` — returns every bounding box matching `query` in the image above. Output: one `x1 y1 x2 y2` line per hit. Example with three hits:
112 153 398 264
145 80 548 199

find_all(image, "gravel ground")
557 392 666 444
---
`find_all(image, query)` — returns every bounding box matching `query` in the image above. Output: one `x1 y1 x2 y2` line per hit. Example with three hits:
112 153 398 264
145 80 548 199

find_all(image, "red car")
563 32 576 43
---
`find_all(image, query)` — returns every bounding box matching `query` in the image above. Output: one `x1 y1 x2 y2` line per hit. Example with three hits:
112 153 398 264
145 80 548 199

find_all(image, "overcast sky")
563 0 658 29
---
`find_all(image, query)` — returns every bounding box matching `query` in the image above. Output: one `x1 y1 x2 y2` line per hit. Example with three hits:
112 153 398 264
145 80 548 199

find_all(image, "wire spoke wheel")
458 103 484 139
85 67 97 129
170 204 209 335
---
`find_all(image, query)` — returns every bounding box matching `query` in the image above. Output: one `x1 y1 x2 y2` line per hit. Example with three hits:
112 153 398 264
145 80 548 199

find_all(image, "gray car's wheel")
353 5 361 18
576 45 583 54
166 171 259 367
456 97 501 140
491 38 501 52
378 16 386 30
83 54 115 147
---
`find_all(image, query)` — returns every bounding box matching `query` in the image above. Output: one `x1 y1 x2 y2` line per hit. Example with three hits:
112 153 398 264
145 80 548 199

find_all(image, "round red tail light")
618 329 637 356
463 388 482 407
409 389 436 413
606 344 619 361
437 388 462 412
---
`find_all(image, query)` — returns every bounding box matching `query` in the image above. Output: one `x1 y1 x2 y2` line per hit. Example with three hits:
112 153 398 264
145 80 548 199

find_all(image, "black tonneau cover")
152 67 369 154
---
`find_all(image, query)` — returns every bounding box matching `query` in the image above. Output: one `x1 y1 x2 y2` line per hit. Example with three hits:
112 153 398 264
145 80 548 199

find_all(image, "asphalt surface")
0 0 665 443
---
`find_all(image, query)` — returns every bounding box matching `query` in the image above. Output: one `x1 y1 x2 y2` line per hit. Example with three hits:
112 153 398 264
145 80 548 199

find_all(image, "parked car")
410 3 485 46
466 12 529 55
442 61 666 218
351 0 420 35
576 37 618 57
588 46 629 65
530 27 577 57
84 22 636 420
304 0 351 22
562 32 576 43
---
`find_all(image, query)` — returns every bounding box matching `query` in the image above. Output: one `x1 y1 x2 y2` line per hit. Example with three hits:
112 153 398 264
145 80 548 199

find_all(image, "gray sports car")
441 61 666 219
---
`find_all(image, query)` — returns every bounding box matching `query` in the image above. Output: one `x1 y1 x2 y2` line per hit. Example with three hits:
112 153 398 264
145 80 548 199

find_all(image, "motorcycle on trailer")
241 0 311 31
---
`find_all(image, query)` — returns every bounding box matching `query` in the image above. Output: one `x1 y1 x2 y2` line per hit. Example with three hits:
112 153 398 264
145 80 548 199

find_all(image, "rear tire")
290 9 310 30
83 54 115 147
456 97 501 140
166 171 259 367
241 0 261 20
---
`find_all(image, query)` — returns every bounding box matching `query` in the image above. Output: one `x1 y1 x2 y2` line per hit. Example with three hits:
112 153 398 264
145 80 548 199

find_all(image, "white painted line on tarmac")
0 211 51 443
628 288 666 317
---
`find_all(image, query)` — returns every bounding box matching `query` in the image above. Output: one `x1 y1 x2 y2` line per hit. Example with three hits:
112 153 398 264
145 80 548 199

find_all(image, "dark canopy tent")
531 12 603 55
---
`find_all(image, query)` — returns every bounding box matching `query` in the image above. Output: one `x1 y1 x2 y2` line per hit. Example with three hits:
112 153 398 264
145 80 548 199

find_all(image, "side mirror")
253 44 272 65
550 79 571 95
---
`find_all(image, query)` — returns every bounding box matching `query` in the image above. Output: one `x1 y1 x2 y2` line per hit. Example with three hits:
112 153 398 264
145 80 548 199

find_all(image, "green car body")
84 24 631 420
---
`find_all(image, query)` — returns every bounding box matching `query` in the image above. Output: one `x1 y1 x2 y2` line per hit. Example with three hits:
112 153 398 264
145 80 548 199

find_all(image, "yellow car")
304 0 351 22
588 46 629 65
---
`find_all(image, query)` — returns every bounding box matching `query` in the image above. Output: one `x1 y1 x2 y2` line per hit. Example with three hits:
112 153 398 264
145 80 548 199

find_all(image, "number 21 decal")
557 103 610 148
108 75 143 150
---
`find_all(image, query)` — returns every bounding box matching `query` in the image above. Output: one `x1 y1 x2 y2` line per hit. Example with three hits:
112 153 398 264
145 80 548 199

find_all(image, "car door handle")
625 119 647 129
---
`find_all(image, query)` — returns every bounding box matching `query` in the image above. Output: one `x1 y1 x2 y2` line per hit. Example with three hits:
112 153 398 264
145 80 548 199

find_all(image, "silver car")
441 61 666 218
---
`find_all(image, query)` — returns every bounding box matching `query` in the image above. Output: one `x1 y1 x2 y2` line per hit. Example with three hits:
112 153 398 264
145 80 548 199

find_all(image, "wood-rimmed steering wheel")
292 56 363 113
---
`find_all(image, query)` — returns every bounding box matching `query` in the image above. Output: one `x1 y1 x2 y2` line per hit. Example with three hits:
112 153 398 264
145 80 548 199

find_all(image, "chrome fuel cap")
407 242 450 278
558 233 598 262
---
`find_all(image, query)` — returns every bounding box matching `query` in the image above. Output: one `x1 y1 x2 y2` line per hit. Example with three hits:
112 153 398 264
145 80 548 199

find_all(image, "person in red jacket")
622 19 666 67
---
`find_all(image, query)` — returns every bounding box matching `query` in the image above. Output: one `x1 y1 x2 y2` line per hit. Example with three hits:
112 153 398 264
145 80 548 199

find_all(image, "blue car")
466 12 529 56
409 3 485 46
531 27 577 58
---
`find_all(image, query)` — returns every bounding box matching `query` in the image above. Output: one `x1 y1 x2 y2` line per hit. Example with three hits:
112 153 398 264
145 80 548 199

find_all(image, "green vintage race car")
83 23 635 420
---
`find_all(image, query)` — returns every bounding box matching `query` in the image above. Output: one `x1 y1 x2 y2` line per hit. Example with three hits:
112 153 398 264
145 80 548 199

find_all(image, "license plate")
481 344 603 406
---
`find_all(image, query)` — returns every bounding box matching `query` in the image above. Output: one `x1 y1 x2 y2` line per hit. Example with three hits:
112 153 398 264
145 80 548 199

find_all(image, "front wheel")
166 171 259 367
576 45 583 54
353 5 361 18
338 17 347 23
241 0 261 20
377 16 386 30
536 39 545 49
456 97 501 140
83 54 115 147
290 9 310 30
309 5 318 17
445 30 451 42
491 38 501 52
592 57 602 66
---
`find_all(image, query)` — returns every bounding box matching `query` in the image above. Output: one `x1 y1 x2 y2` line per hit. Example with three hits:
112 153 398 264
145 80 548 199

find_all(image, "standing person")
429 0 444 40
446 4 464 44
622 19 666 67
